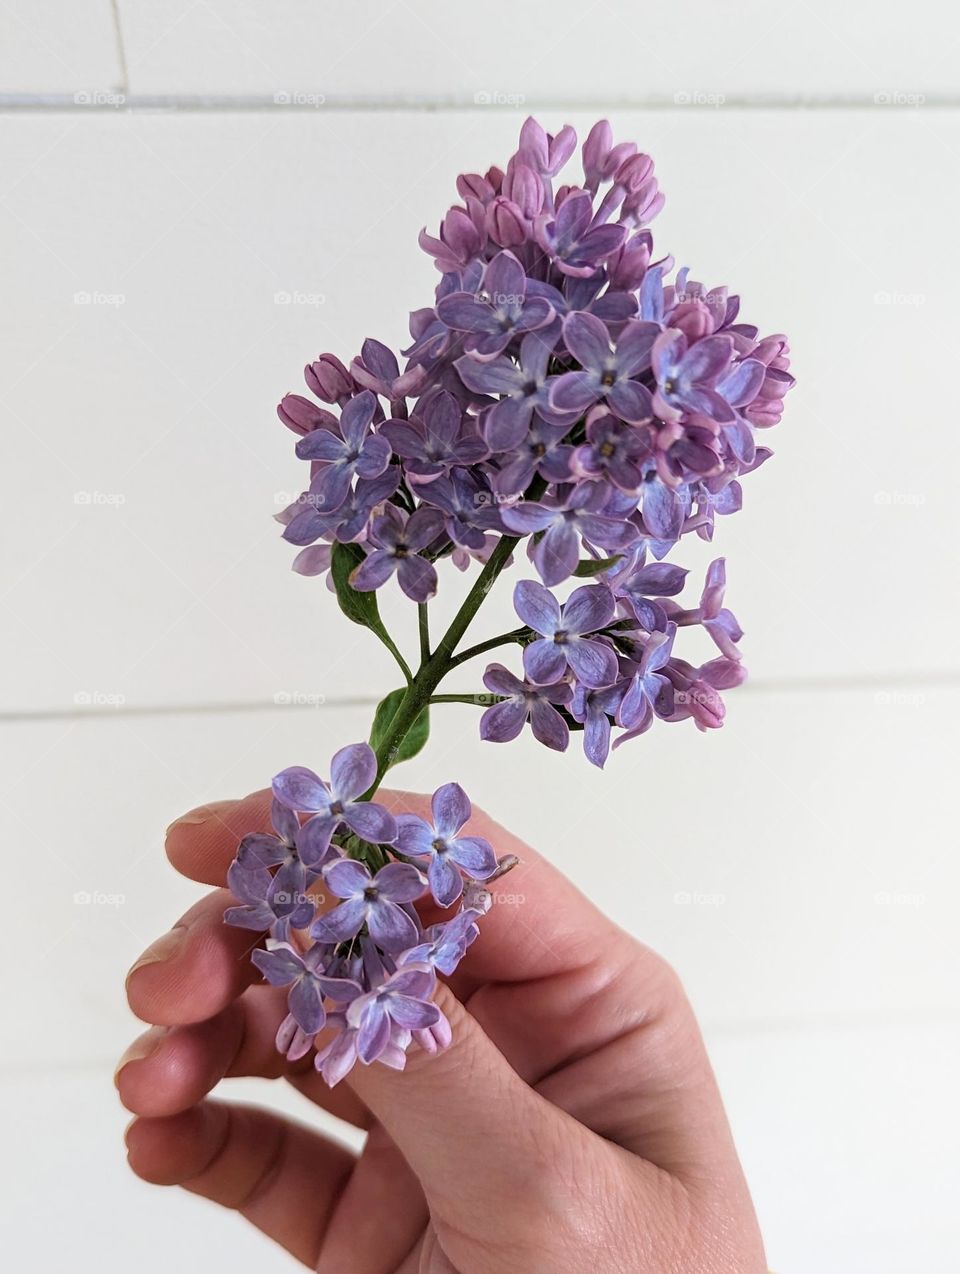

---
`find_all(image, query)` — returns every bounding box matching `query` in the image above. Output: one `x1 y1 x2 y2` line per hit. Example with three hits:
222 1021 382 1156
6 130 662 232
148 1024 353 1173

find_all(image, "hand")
119 789 766 1273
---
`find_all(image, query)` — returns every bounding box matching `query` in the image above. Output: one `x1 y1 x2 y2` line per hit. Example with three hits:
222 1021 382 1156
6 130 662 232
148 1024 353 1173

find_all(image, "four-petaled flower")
514 579 619 688
346 965 442 1064
395 783 497 908
455 331 574 452
534 189 626 277
350 505 444 602
272 743 398 867
294 389 392 512
479 663 573 751
252 943 362 1036
311 859 425 952
501 483 638 586
651 329 735 423
438 250 555 360
381 389 487 480
550 311 658 422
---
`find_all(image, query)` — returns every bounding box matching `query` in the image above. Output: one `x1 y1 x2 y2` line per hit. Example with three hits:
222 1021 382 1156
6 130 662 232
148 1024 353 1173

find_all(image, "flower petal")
272 766 332 813
431 782 471 840
323 858 371 898
428 854 464 908
562 584 616 635
366 899 420 952
479 698 527 743
523 637 567 685
289 976 326 1035
375 861 426 903
394 814 437 858
513 578 560 636
448 835 497 877
343 800 398 845
566 636 618 688
310 896 367 944
330 742 377 803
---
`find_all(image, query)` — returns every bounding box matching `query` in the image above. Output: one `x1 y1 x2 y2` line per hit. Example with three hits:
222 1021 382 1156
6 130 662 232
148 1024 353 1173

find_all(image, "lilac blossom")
272 743 398 866
514 579 619 688
479 663 572 751
395 783 497 908
294 390 392 511
311 858 425 952
437 251 554 360
346 965 442 1065
228 115 793 1085
349 505 444 602
550 312 658 422
251 943 361 1035
502 484 639 586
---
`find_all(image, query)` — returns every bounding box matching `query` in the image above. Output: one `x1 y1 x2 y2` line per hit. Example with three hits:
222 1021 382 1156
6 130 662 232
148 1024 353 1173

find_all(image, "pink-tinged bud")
582 119 613 189
441 205 483 264
486 195 527 247
413 1012 453 1055
503 159 544 218
670 299 716 340
622 177 665 226
277 393 338 437
685 679 726 730
304 353 353 402
608 236 651 291
457 171 496 204
616 151 654 192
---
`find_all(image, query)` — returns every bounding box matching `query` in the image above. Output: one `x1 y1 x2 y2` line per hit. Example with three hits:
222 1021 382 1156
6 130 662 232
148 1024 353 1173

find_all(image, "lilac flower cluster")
233 118 792 1082
227 742 501 1084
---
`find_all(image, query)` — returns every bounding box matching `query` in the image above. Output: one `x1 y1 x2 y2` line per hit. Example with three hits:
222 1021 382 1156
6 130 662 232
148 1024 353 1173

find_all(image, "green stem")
418 602 431 663
363 533 519 795
445 626 528 671
430 693 505 705
378 631 414 684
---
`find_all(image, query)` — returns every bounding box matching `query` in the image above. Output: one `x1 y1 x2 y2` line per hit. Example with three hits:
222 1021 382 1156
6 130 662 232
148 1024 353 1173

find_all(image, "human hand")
119 789 766 1273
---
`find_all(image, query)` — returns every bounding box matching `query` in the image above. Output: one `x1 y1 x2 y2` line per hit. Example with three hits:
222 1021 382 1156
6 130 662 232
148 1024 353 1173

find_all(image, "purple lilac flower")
437 251 554 360
418 469 502 550
610 553 688 630
349 505 444 603
235 797 313 905
618 623 678 735
380 389 487 480
571 411 652 492
455 331 572 452
223 860 314 938
272 743 398 866
282 468 399 548
251 943 361 1035
534 189 626 277
492 416 575 498
294 390 392 512
650 329 735 424
346 965 442 1065
514 579 618 688
399 906 483 975
502 483 639 586
395 783 497 908
571 680 627 769
479 663 572 750
550 311 658 422
312 858 424 952
350 337 428 401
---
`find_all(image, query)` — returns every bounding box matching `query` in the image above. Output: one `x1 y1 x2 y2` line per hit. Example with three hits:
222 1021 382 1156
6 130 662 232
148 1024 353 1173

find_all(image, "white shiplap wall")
2 5 959 1272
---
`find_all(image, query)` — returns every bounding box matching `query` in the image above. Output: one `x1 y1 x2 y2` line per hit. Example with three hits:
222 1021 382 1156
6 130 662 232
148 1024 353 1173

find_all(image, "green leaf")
330 541 384 629
573 554 623 578
369 688 430 769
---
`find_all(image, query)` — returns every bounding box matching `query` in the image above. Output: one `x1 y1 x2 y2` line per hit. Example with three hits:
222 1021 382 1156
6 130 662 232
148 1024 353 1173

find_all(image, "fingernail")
114 1027 167 1087
166 799 236 837
126 927 187 982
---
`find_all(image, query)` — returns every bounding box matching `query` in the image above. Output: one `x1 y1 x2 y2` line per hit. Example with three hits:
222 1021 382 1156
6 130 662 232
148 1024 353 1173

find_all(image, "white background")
1 2 958 1270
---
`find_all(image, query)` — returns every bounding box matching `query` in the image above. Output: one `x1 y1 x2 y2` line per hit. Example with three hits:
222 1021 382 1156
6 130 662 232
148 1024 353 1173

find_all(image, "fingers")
125 888 261 1026
166 792 274 886
125 1100 354 1268
117 988 371 1129
345 981 592 1225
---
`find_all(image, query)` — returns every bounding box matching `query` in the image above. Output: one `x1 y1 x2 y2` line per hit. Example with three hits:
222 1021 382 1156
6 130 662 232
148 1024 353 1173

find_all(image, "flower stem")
444 626 529 671
429 693 505 705
418 602 431 662
363 534 519 795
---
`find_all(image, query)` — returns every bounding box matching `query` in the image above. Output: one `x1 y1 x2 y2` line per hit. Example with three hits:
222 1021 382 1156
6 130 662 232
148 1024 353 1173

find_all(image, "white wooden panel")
116 0 959 100
1 685 956 1069
0 1 121 95
2 108 957 709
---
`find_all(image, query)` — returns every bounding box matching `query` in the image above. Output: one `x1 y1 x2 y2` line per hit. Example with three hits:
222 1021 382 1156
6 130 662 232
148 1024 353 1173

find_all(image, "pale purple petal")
431 782 470 839
272 766 332 813
330 743 377 803
428 854 464 908
479 697 527 743
448 835 497 877
523 637 567 685
366 899 419 952
311 896 367 943
513 578 560 636
389 995 441 1031
566 636 618 688
324 858 371 898
289 977 326 1035
562 584 615 635
343 801 397 844
375 861 426 903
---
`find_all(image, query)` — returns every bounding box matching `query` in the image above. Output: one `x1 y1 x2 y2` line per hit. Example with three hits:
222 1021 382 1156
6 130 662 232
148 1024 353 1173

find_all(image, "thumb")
345 981 568 1218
